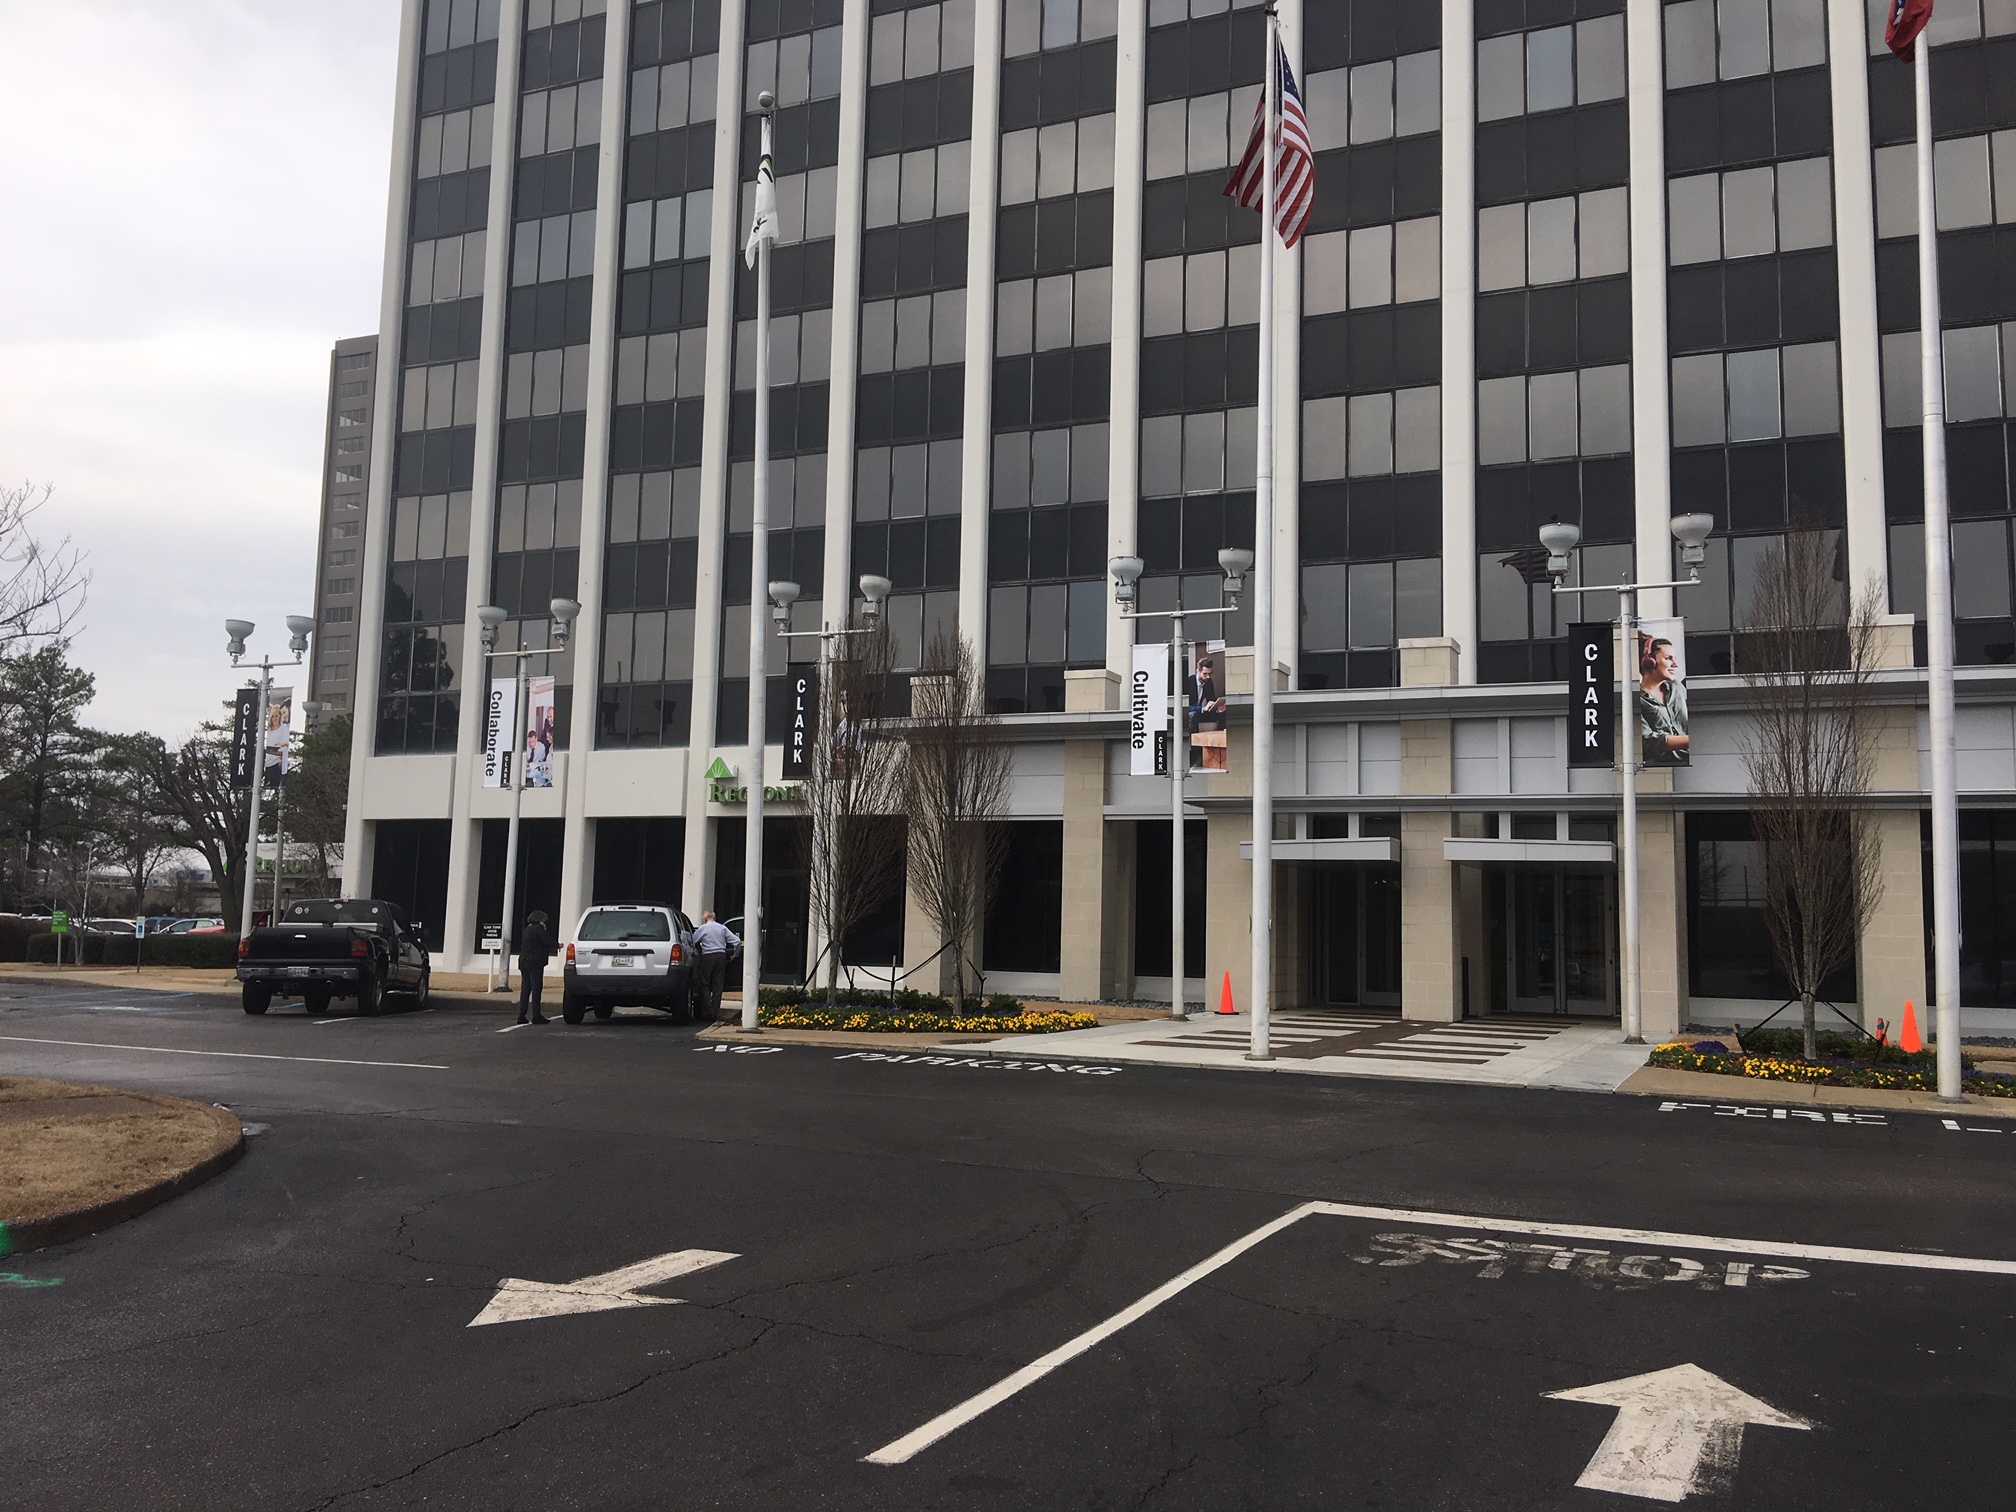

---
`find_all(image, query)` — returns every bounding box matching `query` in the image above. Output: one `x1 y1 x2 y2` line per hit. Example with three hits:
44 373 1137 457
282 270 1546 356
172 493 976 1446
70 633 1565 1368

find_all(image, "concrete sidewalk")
969 1007 1651 1091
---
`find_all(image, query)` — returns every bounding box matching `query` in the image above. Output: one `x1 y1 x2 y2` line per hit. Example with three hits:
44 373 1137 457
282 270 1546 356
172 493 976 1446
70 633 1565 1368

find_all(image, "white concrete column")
1103 0 1150 674
344 0 428 879
1439 0 1478 683
443 0 529 970
681 0 750 915
821 0 875 627
959 0 1008 653
556 0 637 941
1829 0 1890 600
1626 0 1674 614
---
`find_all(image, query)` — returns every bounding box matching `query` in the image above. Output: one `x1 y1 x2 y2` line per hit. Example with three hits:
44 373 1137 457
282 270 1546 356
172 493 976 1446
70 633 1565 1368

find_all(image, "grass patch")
0 1079 240 1224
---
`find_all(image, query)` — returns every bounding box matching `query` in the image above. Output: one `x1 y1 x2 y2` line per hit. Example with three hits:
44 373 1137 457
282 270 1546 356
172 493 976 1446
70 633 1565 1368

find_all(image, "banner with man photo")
1188 640 1229 773
1635 619 1689 767
524 676 558 789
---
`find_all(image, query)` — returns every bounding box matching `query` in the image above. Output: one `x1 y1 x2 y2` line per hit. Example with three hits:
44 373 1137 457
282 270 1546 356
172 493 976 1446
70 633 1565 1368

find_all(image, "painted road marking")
1351 1232 1809 1289
1942 1118 2012 1133
0 1034 449 1071
469 1248 739 1327
1546 1364 1811 1503
1658 1101 1888 1125
693 1044 784 1054
863 1199 2016 1465
833 1051 1122 1075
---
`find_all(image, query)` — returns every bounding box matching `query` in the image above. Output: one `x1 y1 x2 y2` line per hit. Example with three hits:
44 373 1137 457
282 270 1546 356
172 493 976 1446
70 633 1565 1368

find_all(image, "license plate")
284 966 316 977
609 955 643 968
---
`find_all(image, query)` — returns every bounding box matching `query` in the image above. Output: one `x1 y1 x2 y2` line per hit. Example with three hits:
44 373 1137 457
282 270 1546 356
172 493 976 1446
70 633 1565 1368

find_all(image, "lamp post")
225 615 314 941
1107 550 1252 1021
1541 512 1714 1043
476 597 579 993
768 573 893 990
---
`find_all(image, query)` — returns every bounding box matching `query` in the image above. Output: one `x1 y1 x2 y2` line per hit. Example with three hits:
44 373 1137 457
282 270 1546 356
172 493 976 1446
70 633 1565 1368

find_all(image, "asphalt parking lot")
2 974 2011 1510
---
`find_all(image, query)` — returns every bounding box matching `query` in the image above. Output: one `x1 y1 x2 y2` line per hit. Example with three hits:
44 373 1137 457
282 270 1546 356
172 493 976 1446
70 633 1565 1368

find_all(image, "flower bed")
756 1005 1098 1035
1650 1041 2016 1098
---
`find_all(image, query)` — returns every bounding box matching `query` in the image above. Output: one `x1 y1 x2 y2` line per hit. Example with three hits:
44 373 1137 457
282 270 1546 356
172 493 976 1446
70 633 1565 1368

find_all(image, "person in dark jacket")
517 911 552 1025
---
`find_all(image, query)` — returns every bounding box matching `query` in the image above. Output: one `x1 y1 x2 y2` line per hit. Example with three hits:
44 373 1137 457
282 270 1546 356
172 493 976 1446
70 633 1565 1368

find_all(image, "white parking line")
864 1199 2016 1466
0 1034 448 1071
496 1022 528 1033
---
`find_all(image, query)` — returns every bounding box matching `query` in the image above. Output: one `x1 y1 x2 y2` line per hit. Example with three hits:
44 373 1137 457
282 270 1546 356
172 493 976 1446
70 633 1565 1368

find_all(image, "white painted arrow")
1546 1364 1812 1503
468 1248 739 1328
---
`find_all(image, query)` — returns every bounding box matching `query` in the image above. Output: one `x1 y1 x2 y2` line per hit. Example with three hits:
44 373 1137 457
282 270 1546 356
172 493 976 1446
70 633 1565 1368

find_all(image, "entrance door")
1506 866 1615 1016
1314 865 1402 1008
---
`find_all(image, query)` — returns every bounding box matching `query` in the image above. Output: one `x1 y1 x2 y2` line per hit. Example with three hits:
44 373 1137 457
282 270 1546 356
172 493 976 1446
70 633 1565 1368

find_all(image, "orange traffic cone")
1217 971 1236 1016
1900 1000 1923 1053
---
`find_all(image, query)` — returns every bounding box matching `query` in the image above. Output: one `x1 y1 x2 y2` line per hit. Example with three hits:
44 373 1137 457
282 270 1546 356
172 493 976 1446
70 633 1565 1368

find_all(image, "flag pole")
742 94 777 1032
1913 41 1962 1099
1247 11 1278 1062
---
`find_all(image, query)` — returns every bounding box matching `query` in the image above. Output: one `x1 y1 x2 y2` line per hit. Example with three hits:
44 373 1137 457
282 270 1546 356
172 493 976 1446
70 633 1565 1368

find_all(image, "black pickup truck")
236 898 431 1016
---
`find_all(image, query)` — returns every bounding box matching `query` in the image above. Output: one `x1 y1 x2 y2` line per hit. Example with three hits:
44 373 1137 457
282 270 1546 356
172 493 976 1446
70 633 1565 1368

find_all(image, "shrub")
1650 1042 2013 1097
0 918 48 962
756 1003 1097 1034
25 932 238 969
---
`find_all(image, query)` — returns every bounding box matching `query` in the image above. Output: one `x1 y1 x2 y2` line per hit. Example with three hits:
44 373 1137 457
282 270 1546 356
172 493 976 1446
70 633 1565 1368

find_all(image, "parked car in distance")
160 917 226 935
236 898 430 1016
562 904 697 1024
81 918 136 936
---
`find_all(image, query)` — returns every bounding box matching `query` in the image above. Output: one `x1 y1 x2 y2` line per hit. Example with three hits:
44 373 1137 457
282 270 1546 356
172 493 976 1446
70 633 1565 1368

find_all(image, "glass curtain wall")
380 0 500 755
1297 0 1444 690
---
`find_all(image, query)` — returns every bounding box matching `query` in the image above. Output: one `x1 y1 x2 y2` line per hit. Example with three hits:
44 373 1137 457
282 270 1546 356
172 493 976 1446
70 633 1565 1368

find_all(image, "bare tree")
286 715 352 896
797 617 908 1005
0 483 88 655
900 629 1010 1012
143 717 252 933
1739 526 1886 1060
93 733 181 914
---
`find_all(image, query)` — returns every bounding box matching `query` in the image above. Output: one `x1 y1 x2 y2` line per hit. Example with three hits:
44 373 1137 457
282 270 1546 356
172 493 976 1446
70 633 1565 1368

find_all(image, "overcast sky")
0 0 403 740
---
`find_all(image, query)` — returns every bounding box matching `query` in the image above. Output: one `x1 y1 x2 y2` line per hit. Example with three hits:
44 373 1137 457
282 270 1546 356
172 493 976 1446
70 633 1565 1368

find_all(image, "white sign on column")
1129 642 1168 777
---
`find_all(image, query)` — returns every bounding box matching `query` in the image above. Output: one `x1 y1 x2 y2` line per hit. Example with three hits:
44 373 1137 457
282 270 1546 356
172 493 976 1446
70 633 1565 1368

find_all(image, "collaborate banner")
1128 643 1168 777
1189 640 1229 773
264 687 293 788
524 676 557 789
229 687 262 790
1634 618 1690 767
482 676 519 789
1567 623 1615 769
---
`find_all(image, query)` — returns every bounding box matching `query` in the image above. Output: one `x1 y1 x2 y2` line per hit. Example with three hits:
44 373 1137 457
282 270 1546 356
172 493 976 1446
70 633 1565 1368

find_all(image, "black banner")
782 670 815 780
1568 623 1615 769
229 687 261 790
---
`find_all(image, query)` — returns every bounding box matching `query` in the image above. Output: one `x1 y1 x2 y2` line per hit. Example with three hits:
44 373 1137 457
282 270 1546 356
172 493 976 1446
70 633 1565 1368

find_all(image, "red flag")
1885 0 1935 60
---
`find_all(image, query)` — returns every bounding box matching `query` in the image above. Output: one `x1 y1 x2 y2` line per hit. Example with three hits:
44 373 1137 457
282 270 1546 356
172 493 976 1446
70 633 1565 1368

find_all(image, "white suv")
561 904 698 1024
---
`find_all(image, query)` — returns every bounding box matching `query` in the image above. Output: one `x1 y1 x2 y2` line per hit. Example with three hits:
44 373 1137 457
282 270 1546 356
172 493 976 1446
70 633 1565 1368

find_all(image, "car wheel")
592 1000 613 1021
356 974 382 1017
562 995 584 1025
242 985 271 1016
303 990 330 1015
408 969 430 1009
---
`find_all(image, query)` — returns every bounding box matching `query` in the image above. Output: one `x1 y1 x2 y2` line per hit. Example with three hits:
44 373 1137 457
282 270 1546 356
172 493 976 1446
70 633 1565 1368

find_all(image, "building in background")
310 335 379 728
343 0 2016 1026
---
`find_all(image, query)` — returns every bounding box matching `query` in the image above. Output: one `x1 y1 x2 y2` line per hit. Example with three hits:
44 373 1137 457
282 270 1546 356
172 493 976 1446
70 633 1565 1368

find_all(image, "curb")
0 1104 246 1257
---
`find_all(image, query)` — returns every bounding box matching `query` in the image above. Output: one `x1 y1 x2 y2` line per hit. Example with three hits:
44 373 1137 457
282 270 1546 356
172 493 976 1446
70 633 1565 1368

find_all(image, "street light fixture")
858 574 892 620
1540 511 1715 1043
1109 552 1249 1021
768 579 801 627
475 600 574 993
222 616 312 941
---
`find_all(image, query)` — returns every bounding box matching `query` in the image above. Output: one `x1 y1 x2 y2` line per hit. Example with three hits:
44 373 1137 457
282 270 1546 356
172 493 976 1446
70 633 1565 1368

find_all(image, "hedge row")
23 932 240 969
757 1004 1099 1034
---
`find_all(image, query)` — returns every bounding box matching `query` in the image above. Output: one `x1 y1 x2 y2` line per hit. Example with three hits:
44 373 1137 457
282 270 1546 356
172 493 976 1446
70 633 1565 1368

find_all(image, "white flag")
744 116 778 267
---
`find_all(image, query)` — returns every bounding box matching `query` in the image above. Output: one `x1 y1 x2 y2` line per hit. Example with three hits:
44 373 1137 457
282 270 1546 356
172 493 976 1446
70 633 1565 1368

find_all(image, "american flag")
1223 38 1315 248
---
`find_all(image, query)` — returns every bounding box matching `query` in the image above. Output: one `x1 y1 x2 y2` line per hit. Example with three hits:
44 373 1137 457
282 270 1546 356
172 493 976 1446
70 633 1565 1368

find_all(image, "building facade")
346 0 2016 1032
310 335 380 728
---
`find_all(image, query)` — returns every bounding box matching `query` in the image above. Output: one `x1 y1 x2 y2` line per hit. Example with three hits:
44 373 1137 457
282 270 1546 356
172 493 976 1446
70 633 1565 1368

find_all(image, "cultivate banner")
1634 618 1690 767
1129 643 1168 777
525 675 557 789
1567 623 1614 769
783 670 815 779
229 687 261 789
482 676 518 788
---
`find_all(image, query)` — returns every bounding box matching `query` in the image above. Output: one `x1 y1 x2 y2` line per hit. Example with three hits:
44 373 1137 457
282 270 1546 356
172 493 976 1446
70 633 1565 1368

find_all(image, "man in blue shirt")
690 910 740 1022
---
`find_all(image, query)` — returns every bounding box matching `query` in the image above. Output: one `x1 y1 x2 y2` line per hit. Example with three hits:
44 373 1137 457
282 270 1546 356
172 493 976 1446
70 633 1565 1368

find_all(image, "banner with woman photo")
1635 619 1689 767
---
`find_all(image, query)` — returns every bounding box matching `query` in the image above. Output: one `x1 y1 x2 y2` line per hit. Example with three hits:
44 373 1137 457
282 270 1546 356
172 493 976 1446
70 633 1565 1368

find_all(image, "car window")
578 910 672 941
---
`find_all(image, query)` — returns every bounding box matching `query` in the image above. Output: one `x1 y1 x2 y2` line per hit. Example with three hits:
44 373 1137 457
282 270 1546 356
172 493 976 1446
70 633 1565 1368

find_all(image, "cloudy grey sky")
0 0 403 739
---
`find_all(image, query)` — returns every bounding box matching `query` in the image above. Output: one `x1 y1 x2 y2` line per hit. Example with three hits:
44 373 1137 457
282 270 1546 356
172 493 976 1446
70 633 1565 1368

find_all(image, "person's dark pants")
694 952 728 1020
518 966 547 1022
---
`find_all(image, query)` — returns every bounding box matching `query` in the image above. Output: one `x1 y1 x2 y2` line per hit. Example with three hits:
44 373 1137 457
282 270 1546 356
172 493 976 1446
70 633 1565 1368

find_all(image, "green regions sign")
704 757 801 806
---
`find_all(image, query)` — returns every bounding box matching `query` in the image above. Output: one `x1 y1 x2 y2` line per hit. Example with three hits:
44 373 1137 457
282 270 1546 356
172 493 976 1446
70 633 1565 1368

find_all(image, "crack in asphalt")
295 1319 782 1512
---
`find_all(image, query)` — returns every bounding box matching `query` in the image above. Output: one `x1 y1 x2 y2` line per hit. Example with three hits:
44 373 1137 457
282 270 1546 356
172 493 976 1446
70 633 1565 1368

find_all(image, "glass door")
1314 865 1402 1008
1505 866 1616 1017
